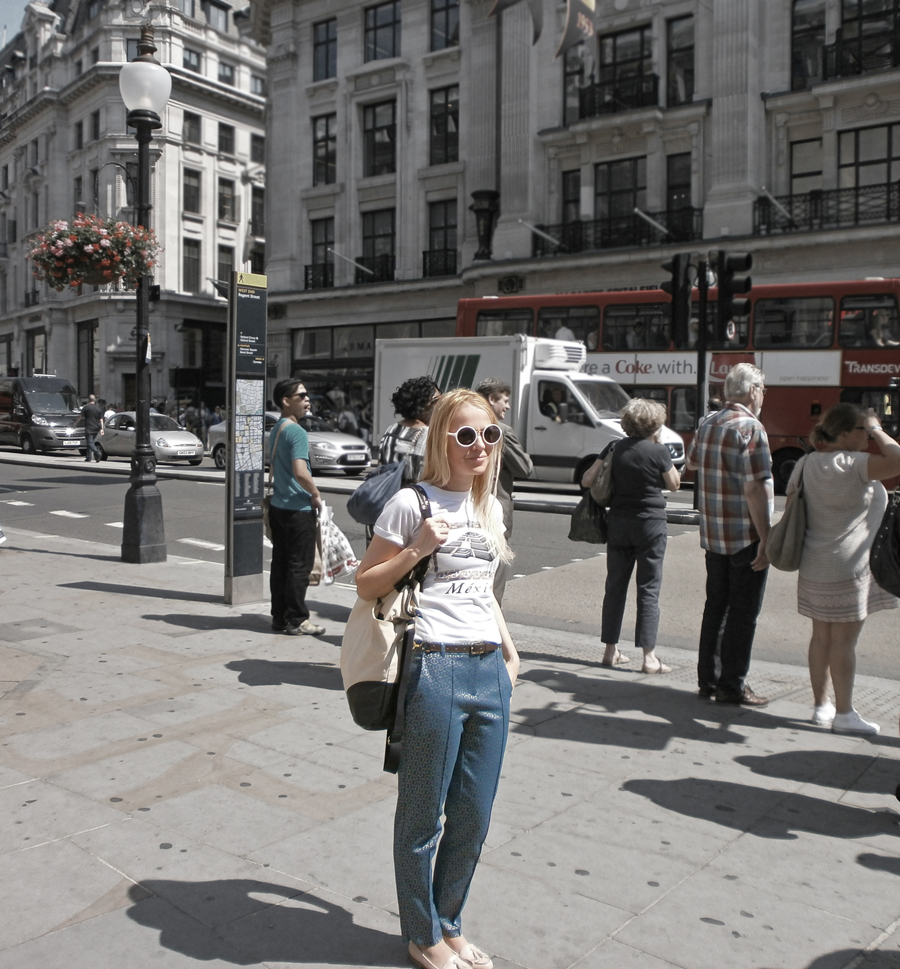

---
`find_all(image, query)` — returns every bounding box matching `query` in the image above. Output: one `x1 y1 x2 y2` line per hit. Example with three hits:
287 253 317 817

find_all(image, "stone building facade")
0 0 266 412
247 0 900 429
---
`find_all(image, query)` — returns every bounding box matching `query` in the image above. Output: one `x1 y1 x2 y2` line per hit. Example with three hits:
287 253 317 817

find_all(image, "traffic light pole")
693 257 709 511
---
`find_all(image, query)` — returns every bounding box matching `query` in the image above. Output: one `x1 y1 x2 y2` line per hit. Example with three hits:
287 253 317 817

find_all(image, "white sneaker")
831 710 880 735
812 701 836 725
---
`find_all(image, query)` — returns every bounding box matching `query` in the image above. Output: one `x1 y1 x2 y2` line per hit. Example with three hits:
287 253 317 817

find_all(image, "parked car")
0 375 86 453
98 412 204 465
208 411 371 474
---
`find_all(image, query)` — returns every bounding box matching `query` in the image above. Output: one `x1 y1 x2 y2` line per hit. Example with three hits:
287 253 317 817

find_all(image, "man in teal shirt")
269 378 325 635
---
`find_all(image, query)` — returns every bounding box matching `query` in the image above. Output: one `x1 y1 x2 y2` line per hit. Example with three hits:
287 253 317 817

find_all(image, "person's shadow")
126 879 403 966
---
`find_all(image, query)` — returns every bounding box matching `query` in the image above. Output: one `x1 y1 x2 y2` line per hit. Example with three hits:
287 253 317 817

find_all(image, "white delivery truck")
373 335 685 484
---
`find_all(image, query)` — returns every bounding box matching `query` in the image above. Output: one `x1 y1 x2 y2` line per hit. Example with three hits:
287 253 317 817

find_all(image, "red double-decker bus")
457 279 900 490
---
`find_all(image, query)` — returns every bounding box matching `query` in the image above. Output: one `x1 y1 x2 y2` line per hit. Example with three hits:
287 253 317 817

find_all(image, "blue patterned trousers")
394 647 512 946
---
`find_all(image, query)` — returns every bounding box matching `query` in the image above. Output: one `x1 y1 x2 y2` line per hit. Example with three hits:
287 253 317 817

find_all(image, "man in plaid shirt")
686 363 774 706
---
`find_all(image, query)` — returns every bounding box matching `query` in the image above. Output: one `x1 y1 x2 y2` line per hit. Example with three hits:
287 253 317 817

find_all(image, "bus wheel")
576 456 600 493
772 448 805 495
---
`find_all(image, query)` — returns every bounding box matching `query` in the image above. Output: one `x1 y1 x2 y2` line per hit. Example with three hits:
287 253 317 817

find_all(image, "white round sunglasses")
446 424 503 447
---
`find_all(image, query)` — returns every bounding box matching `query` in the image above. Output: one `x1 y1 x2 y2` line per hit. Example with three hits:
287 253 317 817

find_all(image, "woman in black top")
582 399 681 673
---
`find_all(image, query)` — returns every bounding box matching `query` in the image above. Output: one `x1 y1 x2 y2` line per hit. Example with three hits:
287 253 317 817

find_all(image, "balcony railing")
823 24 900 80
578 74 659 121
753 183 900 235
532 207 703 257
422 249 458 277
304 263 334 290
354 253 394 284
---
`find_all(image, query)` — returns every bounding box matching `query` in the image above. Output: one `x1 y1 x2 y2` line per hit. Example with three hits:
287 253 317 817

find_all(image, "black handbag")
870 488 900 597
568 493 608 544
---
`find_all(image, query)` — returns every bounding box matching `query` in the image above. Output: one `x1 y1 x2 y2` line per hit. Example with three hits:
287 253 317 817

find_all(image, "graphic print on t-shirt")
429 519 497 598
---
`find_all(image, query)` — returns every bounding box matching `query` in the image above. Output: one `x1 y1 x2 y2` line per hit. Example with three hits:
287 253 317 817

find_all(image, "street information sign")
224 271 267 604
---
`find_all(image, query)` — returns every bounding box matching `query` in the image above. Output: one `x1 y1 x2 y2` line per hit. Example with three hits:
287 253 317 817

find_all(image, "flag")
555 0 595 59
489 0 544 46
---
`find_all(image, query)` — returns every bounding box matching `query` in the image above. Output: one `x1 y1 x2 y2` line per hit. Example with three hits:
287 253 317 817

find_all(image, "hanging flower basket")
29 213 161 291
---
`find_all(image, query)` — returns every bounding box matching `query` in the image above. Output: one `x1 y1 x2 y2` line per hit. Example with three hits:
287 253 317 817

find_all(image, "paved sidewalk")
1 526 899 969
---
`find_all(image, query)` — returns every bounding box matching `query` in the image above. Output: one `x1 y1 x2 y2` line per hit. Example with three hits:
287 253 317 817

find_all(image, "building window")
30 139 39 167
250 249 265 274
179 0 196 17
204 1 228 31
595 156 647 223
31 191 39 227
218 62 235 85
0 333 12 372
218 123 235 155
77 320 98 397
217 245 233 282
74 120 83 150
792 0 825 90
184 111 201 145
791 139 823 195
666 152 692 210
1 164 7 189
91 110 101 141
74 58 82 75
365 0 401 62
74 175 83 211
666 16 694 107
839 0 899 75
91 47 100 64
600 25 652 87
429 199 456 252
251 187 264 235
313 114 337 185
839 124 900 189
218 179 235 221
251 134 265 164
86 0 101 19
183 169 201 213
362 208 395 268
312 217 334 265
313 18 337 81
126 38 139 61
183 48 201 72
363 101 396 176
183 239 201 292
563 43 589 126
251 74 266 96
26 328 46 375
430 86 458 166
562 170 581 224
431 0 459 51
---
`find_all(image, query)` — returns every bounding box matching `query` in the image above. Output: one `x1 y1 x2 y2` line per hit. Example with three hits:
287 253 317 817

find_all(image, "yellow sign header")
237 272 267 289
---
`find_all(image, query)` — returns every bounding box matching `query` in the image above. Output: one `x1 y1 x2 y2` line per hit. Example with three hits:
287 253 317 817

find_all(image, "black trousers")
269 506 316 627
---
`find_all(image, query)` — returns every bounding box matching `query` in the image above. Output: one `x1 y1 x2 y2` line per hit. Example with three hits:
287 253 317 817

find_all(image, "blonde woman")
356 389 519 969
582 398 681 673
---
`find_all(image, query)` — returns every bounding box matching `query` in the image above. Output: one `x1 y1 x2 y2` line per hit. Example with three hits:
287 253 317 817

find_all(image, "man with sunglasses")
268 378 325 637
477 378 533 603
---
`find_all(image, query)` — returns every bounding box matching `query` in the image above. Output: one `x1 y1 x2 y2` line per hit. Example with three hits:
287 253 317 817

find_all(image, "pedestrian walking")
80 394 105 463
686 363 773 706
582 398 680 673
786 403 900 733
475 377 533 603
356 388 519 969
378 376 442 483
268 377 325 637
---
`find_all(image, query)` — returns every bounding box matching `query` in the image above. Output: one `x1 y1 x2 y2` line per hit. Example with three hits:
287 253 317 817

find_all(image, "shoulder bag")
568 493 608 544
589 441 618 507
870 487 900 597
767 455 808 572
340 486 431 745
347 459 405 525
261 420 288 542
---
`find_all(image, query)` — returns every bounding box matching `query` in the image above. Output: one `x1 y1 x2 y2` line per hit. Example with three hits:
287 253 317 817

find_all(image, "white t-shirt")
374 483 504 645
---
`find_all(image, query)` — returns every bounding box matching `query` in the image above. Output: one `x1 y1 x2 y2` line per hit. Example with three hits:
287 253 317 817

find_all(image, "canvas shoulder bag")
589 442 617 507
767 454 808 572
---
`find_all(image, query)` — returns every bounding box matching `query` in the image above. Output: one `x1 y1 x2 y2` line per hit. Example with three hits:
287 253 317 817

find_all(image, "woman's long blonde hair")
421 388 512 563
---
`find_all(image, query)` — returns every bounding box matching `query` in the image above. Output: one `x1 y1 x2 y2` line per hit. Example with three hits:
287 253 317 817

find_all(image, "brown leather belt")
414 642 501 655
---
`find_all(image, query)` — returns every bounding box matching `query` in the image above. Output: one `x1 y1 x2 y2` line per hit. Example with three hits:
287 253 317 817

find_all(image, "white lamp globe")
119 59 172 116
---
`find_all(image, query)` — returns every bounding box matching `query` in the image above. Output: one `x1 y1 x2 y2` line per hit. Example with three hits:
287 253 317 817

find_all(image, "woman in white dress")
786 403 900 734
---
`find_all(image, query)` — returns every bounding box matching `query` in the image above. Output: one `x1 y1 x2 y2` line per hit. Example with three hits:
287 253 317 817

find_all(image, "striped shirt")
687 403 772 554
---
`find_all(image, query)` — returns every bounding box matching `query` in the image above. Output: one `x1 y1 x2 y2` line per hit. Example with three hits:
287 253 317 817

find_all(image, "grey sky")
1 0 36 45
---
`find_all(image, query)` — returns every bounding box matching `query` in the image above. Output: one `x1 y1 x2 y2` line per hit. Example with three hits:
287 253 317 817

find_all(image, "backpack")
347 460 405 526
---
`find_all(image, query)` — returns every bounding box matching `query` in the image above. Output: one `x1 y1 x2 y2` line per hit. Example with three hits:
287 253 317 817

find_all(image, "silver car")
99 412 204 465
208 411 371 474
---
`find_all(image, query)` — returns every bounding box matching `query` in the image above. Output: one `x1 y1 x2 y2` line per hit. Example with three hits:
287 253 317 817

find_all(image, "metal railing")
753 183 900 235
304 263 334 290
578 74 659 120
823 25 900 80
422 249 458 277
354 253 394 284
531 207 703 256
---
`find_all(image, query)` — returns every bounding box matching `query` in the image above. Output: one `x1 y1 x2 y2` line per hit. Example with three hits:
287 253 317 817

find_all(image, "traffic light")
717 250 752 343
661 252 691 346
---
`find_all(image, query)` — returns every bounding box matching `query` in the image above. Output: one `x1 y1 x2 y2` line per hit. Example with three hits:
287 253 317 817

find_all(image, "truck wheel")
575 456 600 493
772 448 805 495
20 434 36 454
212 445 226 470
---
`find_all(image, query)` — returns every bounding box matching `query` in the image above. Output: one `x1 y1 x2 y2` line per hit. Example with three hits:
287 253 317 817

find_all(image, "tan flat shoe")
408 942 470 969
455 942 493 969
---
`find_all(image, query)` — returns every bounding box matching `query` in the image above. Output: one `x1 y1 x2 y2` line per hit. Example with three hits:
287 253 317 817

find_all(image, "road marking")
540 566 553 570
177 538 226 551
512 574 526 579
105 522 124 528
2 500 33 506
50 510 89 518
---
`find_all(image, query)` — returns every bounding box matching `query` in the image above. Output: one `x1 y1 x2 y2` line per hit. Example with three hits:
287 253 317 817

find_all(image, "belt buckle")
469 643 488 655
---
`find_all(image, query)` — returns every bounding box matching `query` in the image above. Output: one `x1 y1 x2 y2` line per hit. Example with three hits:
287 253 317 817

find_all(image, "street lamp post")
119 24 171 564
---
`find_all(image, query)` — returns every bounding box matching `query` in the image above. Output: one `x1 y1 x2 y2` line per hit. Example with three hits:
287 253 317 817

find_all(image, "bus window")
671 387 697 432
753 297 834 349
536 306 600 349
625 385 668 414
678 300 741 350
841 387 900 438
602 303 671 351
838 294 900 348
475 308 533 336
